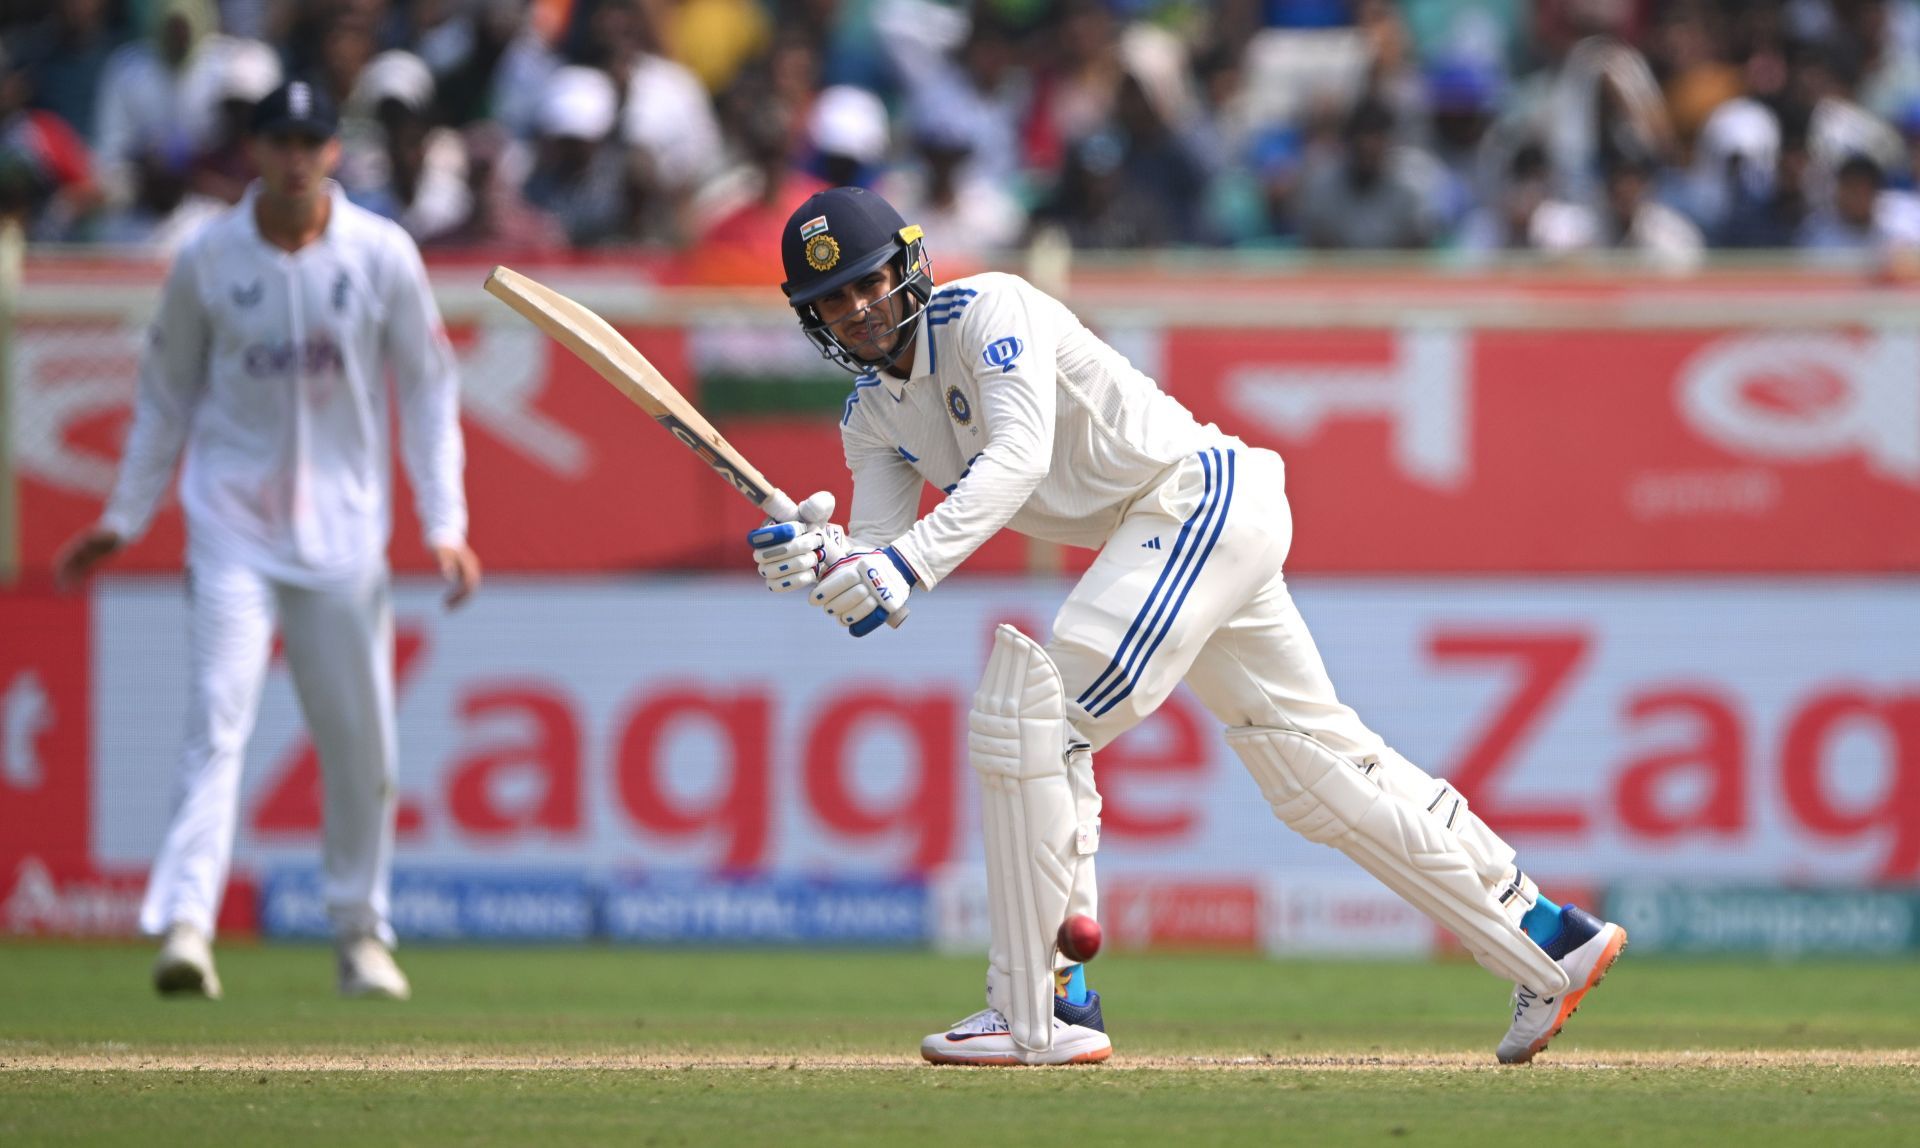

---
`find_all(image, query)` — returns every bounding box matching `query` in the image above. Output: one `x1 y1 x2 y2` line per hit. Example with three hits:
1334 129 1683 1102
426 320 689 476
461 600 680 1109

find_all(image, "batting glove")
746 491 841 592
812 547 916 636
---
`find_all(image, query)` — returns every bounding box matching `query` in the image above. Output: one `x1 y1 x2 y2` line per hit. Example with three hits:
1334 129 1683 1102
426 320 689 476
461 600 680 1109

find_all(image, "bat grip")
762 490 799 523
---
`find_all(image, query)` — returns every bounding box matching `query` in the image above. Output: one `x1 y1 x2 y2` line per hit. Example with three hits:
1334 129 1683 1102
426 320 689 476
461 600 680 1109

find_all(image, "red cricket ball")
1057 914 1103 962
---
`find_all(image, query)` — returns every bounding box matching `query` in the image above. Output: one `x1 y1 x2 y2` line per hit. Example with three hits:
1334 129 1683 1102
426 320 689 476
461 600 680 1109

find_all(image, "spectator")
595 0 724 203
1794 38 1905 206
10 0 122 142
1652 1 1744 158
92 138 227 253
426 120 567 252
1683 96 1780 236
1422 54 1505 234
1798 151 1920 257
418 0 527 128
0 46 104 241
489 1 566 141
886 5 1028 192
189 37 281 205
667 0 772 95
92 0 225 213
340 51 473 243
688 67 827 283
309 8 376 108
1026 0 1126 178
1208 125 1307 247
878 107 1026 259
1845 0 1920 122
806 84 891 189
1401 0 1530 79
1030 129 1166 248
1455 139 1597 257
522 64 630 247
1296 95 1434 249
1597 145 1706 272
1717 108 1814 249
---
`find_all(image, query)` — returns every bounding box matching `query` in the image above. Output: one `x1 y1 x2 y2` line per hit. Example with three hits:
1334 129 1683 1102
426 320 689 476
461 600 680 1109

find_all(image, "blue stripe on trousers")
1074 451 1218 712
1078 449 1230 715
1090 449 1236 717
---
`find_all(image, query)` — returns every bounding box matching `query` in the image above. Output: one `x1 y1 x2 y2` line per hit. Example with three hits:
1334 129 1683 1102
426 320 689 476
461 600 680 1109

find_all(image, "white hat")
218 38 283 103
808 85 889 164
353 50 435 114
539 65 617 140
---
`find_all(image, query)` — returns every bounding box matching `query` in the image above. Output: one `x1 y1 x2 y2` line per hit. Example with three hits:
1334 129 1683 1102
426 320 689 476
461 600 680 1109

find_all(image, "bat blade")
483 265 798 522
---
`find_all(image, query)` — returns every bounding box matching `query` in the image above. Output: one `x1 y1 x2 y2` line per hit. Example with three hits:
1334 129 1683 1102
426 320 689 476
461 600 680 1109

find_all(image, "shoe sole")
922 1044 1112 1067
1503 927 1628 1065
153 961 218 999
339 983 411 1001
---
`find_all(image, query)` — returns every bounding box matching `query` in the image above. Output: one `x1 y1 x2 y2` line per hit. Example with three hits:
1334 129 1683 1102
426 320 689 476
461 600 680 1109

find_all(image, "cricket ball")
1057 914 1103 962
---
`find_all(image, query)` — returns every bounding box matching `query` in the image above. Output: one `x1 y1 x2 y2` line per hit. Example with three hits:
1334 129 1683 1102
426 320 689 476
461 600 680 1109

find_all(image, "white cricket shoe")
337 934 411 1000
921 991 1111 1066
1497 905 1627 1064
152 922 222 999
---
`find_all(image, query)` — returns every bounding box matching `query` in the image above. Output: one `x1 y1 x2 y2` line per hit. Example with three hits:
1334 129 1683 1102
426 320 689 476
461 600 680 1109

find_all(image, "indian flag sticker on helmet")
805 233 841 271
799 215 830 240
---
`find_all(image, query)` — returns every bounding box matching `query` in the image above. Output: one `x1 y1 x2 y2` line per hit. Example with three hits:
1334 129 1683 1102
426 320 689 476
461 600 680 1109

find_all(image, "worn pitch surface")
3 945 1916 1146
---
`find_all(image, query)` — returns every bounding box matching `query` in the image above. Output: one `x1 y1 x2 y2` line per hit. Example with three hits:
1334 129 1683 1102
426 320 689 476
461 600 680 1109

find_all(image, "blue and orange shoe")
1497 905 1627 1064
920 992 1111 1066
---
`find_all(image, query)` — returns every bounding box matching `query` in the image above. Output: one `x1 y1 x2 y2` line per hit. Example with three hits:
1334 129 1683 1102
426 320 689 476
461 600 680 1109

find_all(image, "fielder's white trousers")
1048 446 1388 761
139 556 399 946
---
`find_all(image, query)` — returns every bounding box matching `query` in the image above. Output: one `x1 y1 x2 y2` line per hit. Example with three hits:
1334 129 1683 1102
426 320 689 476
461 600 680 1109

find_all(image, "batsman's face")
816 265 907 361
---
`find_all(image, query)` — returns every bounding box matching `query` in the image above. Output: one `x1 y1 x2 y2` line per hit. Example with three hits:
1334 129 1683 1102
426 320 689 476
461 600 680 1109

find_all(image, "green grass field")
2 944 1916 1146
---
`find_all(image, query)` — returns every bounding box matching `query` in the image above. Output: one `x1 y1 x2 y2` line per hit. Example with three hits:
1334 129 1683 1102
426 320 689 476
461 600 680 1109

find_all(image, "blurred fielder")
751 186 1627 1066
54 81 479 1000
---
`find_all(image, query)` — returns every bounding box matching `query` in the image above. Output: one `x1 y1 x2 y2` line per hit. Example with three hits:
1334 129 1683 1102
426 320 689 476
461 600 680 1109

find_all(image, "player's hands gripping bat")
811 547 915 637
747 491 845 593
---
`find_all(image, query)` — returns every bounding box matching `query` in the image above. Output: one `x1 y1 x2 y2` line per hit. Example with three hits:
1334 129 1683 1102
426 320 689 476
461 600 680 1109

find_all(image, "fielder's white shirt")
842 272 1237 589
101 181 468 584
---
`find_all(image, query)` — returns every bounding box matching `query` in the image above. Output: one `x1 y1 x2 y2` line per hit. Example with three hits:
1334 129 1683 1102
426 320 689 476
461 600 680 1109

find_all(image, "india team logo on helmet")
799 215 840 271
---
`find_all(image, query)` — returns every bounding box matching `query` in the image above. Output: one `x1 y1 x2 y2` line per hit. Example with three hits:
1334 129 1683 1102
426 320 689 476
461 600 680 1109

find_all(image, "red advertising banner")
12 261 1918 575
1164 326 1920 571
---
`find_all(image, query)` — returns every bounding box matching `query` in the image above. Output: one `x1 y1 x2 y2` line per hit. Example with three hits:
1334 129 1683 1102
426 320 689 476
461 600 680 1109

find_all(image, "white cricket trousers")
1048 446 1389 760
139 556 399 946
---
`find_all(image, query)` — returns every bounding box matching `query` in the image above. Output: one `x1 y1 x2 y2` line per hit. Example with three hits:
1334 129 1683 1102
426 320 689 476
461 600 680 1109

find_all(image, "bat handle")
762 490 799 523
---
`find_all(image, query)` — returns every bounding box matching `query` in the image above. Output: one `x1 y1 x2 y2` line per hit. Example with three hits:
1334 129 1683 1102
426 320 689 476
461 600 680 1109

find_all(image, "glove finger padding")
749 523 846 593
752 535 818 564
822 583 870 624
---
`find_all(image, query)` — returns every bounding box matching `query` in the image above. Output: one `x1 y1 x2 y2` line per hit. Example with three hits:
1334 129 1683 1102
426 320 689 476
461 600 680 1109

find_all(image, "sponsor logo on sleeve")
983 335 1023 373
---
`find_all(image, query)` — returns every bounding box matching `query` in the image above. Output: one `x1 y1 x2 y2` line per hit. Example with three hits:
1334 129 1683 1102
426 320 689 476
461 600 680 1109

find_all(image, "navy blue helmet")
780 186 932 374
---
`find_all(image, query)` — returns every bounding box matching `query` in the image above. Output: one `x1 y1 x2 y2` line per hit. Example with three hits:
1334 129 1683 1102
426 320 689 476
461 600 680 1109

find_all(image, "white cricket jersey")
100 181 467 584
841 272 1240 589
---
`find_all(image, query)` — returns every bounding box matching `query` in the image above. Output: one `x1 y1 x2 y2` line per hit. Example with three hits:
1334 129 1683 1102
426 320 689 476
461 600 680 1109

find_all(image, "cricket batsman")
54 81 479 1000
749 186 1627 1066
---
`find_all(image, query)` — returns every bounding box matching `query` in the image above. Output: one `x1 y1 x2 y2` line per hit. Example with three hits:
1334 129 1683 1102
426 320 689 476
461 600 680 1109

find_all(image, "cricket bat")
483 265 804 521
482 265 907 630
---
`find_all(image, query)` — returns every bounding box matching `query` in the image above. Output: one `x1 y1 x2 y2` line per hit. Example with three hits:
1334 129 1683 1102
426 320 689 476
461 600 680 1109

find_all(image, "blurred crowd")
8 0 1920 271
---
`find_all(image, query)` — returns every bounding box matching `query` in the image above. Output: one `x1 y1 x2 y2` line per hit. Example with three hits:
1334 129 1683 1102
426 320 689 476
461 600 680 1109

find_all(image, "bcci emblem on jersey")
946 385 972 426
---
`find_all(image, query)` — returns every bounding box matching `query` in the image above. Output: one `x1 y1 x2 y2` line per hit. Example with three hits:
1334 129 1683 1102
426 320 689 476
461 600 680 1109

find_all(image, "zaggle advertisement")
5 577 1914 942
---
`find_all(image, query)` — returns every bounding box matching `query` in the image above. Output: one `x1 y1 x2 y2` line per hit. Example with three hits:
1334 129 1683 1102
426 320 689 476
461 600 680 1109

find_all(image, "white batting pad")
970 625 1101 1053
1227 727 1570 994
